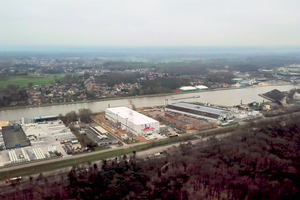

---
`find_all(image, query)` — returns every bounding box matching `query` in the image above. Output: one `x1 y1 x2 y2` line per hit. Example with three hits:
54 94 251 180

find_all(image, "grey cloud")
0 0 299 46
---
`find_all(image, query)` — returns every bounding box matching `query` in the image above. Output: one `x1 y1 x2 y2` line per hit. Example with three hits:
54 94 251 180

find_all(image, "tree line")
58 108 93 125
0 84 28 107
5 115 300 199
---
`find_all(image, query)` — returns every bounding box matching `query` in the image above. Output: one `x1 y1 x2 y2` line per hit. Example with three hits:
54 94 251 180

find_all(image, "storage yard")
0 120 77 166
0 110 127 167
144 107 217 132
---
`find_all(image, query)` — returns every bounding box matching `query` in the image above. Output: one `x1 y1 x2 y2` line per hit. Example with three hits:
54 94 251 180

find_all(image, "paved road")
0 120 227 174
1 110 298 197
1 110 299 178
0 128 234 180
0 131 234 196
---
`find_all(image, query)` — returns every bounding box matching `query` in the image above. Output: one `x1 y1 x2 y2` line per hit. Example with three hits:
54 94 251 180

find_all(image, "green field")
0 74 65 91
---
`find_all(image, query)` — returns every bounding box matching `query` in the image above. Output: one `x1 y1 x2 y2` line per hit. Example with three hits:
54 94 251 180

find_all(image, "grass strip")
0 134 197 180
0 123 251 180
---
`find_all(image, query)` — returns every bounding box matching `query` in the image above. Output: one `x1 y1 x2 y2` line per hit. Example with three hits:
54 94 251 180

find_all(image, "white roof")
94 126 108 134
180 86 196 90
106 107 158 125
196 85 208 89
48 145 57 152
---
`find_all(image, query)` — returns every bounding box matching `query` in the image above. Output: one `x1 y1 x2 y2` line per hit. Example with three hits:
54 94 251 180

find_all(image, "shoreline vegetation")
0 82 292 112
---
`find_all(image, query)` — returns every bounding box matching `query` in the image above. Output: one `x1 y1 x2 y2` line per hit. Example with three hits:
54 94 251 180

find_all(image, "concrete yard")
0 121 76 166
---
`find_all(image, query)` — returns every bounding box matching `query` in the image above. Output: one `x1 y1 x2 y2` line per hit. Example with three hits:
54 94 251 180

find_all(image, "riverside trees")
59 108 92 125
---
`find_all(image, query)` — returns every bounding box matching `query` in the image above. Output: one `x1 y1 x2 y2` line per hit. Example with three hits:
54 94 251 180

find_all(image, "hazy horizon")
1 45 300 56
1 0 300 47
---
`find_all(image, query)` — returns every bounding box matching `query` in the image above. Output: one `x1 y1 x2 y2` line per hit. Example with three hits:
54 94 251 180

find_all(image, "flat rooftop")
34 115 58 122
166 102 233 120
2 126 31 149
171 102 232 116
0 121 10 130
260 89 285 104
23 121 75 144
106 107 158 125
85 127 117 145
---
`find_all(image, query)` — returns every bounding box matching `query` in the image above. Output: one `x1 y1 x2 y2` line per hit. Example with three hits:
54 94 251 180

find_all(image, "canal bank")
0 83 292 112
0 84 297 121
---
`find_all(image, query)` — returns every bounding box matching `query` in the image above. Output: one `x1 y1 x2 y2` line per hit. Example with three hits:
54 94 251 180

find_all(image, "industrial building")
85 125 118 146
259 89 286 105
195 85 208 90
179 85 208 91
179 86 197 91
23 121 76 144
34 115 58 123
165 102 233 122
105 107 160 136
2 126 31 149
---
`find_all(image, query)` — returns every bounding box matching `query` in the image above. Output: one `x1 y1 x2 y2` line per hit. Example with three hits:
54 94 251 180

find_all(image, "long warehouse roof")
171 102 231 115
179 86 197 90
106 107 158 125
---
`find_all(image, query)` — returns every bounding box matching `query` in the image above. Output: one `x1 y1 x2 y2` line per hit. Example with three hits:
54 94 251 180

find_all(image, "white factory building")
105 107 159 136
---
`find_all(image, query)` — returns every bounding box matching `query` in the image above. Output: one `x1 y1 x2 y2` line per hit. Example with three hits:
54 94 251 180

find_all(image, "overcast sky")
1 0 300 47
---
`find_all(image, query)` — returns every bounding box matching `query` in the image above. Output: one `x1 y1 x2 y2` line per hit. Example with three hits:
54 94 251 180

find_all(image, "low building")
232 82 241 88
105 107 159 136
165 102 233 122
85 125 118 146
2 126 31 149
195 85 208 90
232 78 244 83
34 115 58 123
293 92 300 100
179 86 197 92
259 89 286 105
159 124 168 132
0 121 10 130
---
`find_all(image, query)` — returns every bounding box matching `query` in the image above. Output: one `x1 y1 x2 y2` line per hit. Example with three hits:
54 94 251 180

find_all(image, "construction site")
91 96 266 144
91 98 219 144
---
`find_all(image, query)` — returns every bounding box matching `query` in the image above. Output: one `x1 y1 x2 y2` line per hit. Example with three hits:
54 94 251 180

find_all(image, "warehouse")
2 125 31 149
105 107 159 136
165 102 233 122
85 125 118 146
179 86 197 91
34 115 58 123
259 89 286 105
195 85 208 90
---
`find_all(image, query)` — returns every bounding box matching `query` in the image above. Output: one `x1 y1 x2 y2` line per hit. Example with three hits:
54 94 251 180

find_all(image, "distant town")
1 54 300 108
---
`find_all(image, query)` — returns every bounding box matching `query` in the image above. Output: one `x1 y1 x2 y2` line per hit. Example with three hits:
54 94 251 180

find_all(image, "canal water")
0 85 297 121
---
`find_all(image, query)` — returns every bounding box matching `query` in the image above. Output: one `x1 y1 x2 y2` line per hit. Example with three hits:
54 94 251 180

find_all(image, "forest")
6 116 300 199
